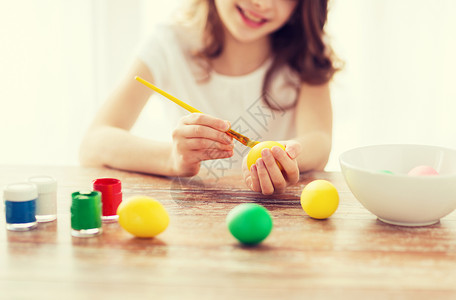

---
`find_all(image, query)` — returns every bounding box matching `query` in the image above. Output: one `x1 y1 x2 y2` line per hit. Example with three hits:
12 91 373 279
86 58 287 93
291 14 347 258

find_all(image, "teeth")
243 9 263 23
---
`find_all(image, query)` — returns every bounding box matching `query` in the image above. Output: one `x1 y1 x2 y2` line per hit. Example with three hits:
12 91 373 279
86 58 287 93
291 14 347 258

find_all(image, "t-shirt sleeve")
135 25 171 87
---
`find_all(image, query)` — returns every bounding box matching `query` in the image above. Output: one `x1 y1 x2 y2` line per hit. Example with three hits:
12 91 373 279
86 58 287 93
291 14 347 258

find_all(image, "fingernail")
223 121 231 131
273 146 285 155
222 136 232 145
256 158 264 167
287 149 296 158
262 149 271 157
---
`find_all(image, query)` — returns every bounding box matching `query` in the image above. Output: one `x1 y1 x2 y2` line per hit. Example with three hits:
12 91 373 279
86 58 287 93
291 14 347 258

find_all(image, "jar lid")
93 178 121 194
28 176 57 193
4 183 38 202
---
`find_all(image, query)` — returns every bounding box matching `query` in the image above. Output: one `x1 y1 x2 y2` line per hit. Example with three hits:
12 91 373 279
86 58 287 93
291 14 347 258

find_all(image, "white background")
1 0 455 171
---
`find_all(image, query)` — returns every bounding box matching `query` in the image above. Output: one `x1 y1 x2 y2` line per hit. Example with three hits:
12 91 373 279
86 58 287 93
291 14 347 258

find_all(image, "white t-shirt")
134 23 298 176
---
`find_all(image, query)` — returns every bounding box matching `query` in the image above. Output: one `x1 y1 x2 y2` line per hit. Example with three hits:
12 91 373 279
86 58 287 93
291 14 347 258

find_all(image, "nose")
251 0 273 10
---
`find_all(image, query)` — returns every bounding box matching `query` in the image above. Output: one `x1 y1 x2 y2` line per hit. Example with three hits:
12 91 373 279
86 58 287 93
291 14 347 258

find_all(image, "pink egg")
408 165 439 176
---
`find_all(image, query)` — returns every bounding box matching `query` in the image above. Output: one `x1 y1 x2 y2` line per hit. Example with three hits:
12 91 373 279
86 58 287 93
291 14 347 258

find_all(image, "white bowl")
339 144 456 226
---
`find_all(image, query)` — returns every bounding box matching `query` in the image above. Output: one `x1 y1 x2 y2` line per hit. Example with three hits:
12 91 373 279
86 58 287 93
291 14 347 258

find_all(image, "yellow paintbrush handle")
135 76 203 114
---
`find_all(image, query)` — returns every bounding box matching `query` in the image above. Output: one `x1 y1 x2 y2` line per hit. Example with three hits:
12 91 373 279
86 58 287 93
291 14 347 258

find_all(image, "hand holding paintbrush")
135 76 259 148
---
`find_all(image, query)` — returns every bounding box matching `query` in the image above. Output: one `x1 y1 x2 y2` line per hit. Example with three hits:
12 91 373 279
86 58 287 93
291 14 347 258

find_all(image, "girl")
79 0 339 195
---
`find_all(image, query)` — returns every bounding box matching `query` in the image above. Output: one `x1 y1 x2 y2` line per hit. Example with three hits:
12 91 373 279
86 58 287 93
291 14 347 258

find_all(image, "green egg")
226 203 273 245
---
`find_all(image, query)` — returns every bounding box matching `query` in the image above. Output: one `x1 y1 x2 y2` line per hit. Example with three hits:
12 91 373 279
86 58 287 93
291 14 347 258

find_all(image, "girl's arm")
79 59 173 174
292 81 333 172
243 82 332 194
79 59 233 176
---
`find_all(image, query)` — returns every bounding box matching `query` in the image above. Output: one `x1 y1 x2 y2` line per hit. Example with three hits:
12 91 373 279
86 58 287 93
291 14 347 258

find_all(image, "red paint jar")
93 178 122 221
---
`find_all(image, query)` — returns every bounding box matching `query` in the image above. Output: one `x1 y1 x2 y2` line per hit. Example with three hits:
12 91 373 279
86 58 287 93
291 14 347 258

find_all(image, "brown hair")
183 0 340 110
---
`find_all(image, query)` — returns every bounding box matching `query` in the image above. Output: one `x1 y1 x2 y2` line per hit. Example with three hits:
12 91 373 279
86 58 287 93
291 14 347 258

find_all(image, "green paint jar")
71 191 102 238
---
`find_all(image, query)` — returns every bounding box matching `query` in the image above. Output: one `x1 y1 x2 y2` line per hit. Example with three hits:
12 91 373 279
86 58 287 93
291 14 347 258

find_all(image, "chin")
230 29 269 44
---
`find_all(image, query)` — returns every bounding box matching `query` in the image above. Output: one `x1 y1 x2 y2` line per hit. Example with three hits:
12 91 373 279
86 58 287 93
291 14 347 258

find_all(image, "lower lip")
237 7 266 28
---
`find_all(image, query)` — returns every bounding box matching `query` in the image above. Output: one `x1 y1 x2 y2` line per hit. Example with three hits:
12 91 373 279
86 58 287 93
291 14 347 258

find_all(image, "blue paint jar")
3 183 38 231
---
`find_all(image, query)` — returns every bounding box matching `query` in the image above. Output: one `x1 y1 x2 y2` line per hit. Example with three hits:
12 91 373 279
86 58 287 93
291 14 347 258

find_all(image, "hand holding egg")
243 140 301 195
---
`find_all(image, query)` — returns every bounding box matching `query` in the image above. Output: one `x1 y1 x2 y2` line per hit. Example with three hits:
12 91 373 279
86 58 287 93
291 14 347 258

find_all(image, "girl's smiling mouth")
236 5 268 28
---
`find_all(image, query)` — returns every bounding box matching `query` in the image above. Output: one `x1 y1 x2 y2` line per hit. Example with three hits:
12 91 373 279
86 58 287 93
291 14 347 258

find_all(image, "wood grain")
1 165 456 299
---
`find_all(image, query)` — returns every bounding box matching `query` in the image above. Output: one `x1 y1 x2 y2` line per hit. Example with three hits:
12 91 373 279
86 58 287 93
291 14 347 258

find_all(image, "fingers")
171 114 235 173
283 140 301 160
243 155 260 192
244 157 281 195
260 149 286 193
184 138 234 151
176 125 233 144
245 145 300 194
249 165 262 193
183 113 233 142
183 113 230 131
194 149 233 161
271 146 300 185
179 149 233 164
176 114 233 145
242 155 250 179
256 159 276 195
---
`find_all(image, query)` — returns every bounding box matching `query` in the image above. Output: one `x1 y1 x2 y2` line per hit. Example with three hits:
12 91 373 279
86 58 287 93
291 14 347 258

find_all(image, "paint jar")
4 183 38 231
71 191 102 237
93 178 122 222
28 176 57 222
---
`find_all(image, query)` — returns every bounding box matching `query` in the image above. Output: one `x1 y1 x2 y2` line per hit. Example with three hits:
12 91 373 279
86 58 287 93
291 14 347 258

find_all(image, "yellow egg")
247 141 285 170
300 180 339 219
117 196 169 238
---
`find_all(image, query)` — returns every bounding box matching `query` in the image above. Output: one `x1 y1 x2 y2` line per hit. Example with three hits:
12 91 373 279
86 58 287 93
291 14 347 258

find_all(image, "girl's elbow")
78 136 101 167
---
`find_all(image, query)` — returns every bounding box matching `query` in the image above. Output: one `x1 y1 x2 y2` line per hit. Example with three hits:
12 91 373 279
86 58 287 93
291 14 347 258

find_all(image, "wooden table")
1 165 456 299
